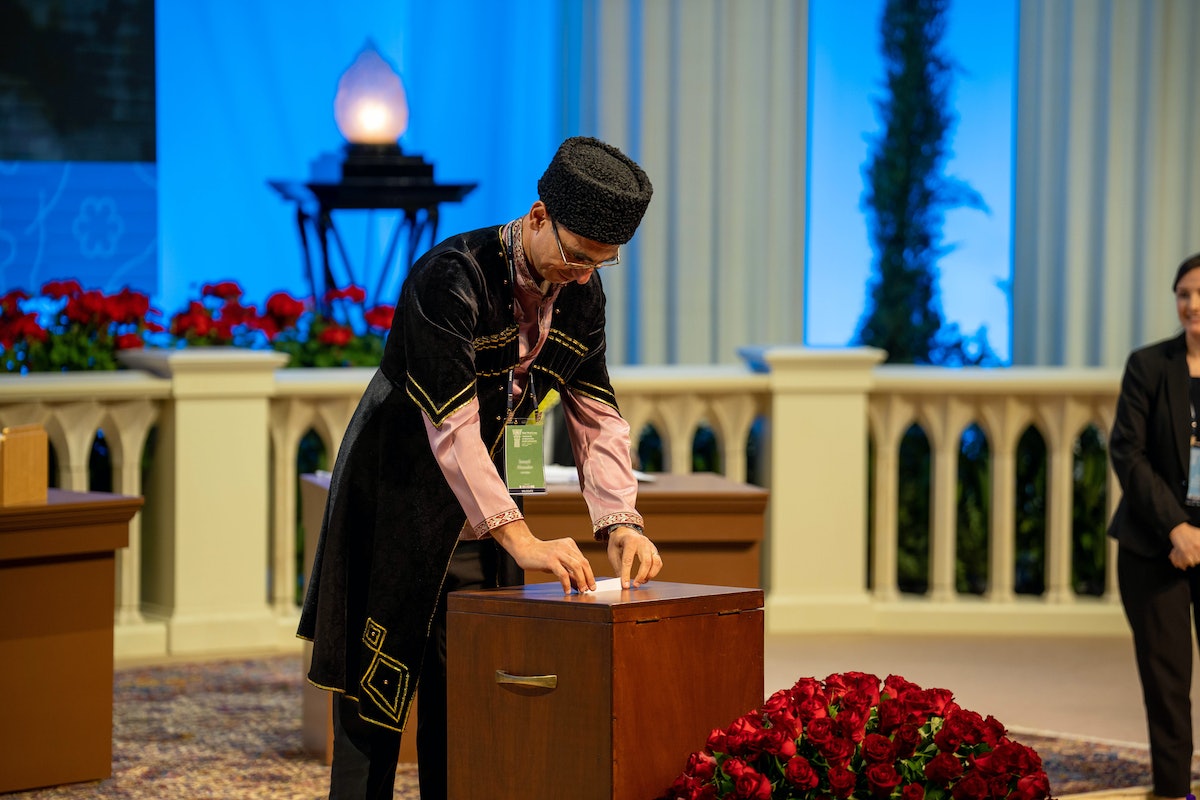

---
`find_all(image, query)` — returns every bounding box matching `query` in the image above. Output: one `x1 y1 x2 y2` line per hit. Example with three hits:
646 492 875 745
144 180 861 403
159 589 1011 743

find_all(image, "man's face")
529 211 620 286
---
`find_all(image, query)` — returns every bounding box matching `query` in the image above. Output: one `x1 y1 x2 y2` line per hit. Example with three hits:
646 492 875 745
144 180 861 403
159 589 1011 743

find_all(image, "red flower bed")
658 672 1052 800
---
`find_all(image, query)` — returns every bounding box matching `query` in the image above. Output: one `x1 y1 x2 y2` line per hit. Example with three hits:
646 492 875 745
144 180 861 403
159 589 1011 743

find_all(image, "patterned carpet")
0 654 1186 799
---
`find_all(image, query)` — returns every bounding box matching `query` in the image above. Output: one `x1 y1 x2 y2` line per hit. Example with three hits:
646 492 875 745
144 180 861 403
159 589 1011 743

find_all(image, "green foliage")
855 0 990 365
1014 428 1047 595
955 425 990 594
1072 426 1108 596
897 425 931 593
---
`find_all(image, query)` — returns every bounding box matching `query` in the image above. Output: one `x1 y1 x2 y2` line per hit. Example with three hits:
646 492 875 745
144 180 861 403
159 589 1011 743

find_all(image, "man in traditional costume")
298 136 663 800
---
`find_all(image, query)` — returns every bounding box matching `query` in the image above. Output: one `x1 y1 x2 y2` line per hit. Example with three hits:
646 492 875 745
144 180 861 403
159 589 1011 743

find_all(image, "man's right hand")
490 519 597 594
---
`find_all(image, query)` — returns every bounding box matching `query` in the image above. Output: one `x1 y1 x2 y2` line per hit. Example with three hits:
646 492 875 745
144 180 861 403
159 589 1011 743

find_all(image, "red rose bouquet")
658 672 1052 800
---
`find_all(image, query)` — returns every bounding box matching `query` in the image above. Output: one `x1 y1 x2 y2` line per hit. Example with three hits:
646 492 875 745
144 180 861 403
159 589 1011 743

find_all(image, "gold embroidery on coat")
359 618 410 723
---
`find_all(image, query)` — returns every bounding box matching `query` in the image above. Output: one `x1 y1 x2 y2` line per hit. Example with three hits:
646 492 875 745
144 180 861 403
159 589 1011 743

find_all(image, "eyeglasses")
551 219 620 271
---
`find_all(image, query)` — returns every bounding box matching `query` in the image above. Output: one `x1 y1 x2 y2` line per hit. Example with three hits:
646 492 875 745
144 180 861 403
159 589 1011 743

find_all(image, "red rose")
0 313 48 346
988 776 1012 798
866 763 902 798
884 674 921 702
901 784 925 800
862 733 895 763
733 768 772 800
202 281 243 300
791 677 826 704
685 751 717 782
799 696 830 723
221 301 258 326
934 720 966 752
761 726 797 758
834 703 871 742
65 290 108 325
891 723 921 759
892 724 916 762
784 755 820 791
876 698 907 733
324 284 366 303
924 752 964 786
364 304 395 330
706 727 728 753
824 672 852 701
318 323 354 347
827 765 857 799
722 713 767 757
265 292 306 322
950 772 989 800
978 715 1006 748
762 692 802 739
1 289 29 316
107 287 150 323
1014 771 1050 800
664 774 717 800
908 688 955 723
722 757 748 780
843 672 882 707
819 736 856 766
41 279 82 298
805 717 835 749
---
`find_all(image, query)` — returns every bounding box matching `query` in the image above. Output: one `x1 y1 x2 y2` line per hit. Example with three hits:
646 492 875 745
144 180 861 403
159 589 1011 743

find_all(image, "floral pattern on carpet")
2 654 1189 799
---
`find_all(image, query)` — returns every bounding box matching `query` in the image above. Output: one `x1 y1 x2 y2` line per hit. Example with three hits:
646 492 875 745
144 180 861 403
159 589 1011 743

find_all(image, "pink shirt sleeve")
560 389 644 537
423 397 523 538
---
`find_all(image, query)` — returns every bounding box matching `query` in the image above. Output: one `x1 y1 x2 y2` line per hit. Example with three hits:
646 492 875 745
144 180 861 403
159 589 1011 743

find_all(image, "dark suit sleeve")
1109 347 1189 546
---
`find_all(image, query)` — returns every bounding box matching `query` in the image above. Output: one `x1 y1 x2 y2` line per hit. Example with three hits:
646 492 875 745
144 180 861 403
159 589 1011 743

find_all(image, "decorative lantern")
333 40 409 146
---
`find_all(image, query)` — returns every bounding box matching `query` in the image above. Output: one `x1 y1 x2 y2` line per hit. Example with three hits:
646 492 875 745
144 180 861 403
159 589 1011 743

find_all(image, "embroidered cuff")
473 507 524 538
592 513 645 542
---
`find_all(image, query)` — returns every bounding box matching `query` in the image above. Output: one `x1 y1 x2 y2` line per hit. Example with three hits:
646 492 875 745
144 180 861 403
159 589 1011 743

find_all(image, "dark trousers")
329 539 522 800
1119 546 1200 797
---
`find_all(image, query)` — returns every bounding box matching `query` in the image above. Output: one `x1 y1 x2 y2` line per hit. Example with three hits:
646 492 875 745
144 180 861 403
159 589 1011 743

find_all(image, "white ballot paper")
578 577 625 594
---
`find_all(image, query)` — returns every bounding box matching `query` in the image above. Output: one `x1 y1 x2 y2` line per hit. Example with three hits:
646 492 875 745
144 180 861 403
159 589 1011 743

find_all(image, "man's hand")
490 519 596 594
607 526 663 588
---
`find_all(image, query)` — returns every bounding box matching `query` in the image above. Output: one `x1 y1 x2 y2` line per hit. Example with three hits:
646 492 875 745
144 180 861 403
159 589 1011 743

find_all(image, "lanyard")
501 223 538 423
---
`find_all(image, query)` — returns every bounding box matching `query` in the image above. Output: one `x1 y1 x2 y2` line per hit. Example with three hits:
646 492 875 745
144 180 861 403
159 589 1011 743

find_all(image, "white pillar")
119 348 287 656
761 346 884 633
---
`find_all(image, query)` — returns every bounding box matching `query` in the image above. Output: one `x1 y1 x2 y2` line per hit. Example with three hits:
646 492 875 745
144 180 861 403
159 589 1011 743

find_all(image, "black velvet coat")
296 226 620 732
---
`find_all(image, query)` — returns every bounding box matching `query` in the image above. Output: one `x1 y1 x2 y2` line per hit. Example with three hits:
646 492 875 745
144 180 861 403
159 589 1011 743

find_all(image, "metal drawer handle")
495 669 558 690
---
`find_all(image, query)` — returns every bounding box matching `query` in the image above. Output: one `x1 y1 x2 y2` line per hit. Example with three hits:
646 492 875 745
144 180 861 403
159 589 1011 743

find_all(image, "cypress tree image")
855 0 987 365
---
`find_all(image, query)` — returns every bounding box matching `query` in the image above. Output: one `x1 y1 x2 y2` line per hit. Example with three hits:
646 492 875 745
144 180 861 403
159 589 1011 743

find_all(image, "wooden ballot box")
447 581 764 800
0 489 140 793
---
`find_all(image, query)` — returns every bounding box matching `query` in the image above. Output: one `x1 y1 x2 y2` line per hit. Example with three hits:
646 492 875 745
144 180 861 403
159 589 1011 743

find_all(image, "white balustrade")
0 351 1133 660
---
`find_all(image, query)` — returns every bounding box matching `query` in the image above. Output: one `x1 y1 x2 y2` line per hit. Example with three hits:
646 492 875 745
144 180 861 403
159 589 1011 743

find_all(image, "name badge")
504 418 546 495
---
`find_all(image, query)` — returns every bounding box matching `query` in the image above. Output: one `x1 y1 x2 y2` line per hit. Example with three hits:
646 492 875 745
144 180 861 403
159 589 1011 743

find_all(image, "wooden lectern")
446 581 764 800
0 489 141 793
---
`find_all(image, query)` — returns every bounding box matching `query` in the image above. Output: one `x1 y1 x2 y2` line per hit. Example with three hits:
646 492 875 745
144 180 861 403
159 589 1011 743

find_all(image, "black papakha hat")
1174 252 1200 291
537 136 653 246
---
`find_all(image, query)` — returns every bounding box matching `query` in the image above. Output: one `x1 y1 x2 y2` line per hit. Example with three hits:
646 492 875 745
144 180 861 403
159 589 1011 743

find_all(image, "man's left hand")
607 526 663 589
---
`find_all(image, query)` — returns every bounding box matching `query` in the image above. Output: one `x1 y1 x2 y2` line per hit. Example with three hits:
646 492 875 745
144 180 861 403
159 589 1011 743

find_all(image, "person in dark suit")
1110 250 1200 800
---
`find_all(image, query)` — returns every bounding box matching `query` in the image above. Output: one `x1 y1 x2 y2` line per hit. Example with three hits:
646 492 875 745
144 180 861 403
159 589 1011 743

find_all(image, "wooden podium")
446 581 764 800
524 472 767 588
0 489 141 793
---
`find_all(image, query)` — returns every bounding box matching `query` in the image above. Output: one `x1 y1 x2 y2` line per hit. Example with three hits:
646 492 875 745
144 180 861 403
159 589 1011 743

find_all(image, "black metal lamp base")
340 144 434 182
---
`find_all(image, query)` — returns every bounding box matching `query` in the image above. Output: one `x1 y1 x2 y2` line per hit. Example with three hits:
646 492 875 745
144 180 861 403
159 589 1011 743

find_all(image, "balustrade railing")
0 349 1131 660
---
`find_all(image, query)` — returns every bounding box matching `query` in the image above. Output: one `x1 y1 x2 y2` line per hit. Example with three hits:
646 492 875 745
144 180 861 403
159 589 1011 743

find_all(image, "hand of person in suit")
607 526 663 589
491 519 597 593
1168 522 1200 569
